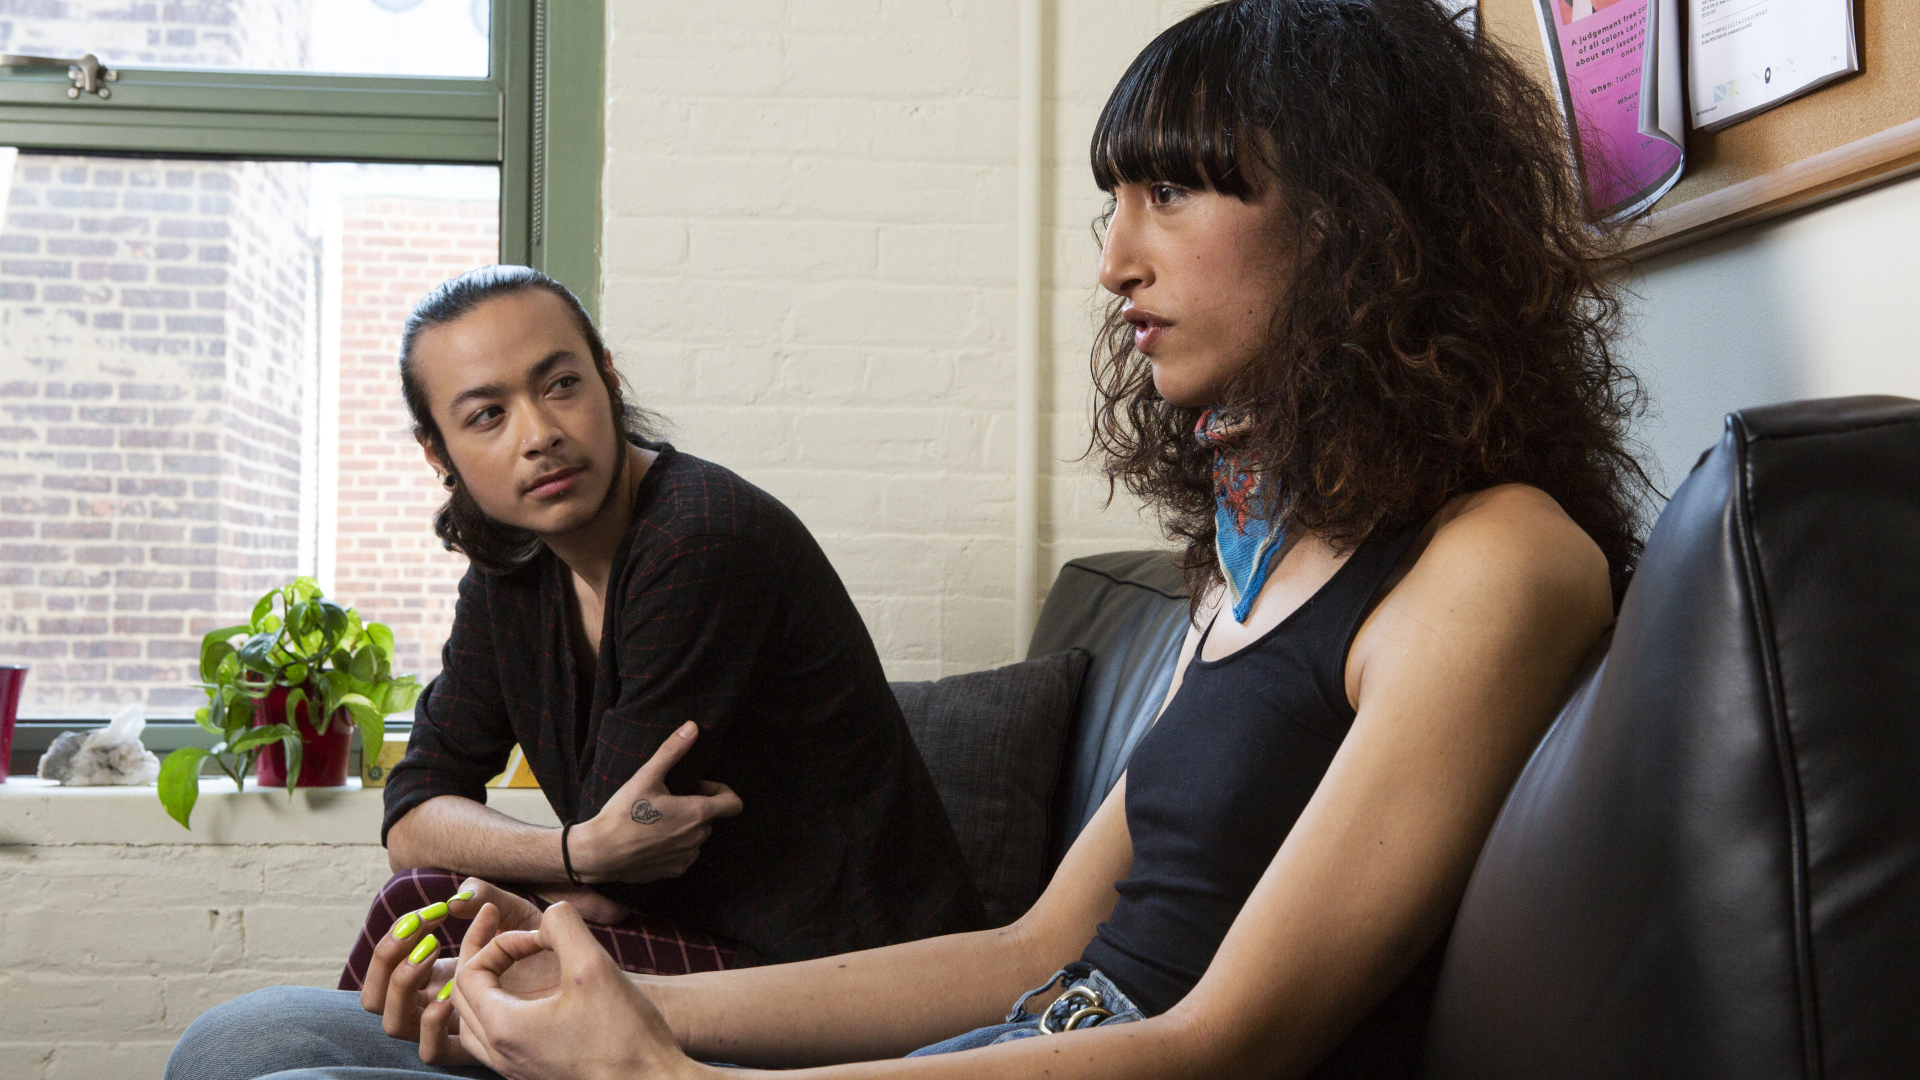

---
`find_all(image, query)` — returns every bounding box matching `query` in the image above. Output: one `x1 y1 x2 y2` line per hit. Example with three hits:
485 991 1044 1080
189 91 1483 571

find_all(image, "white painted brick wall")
599 1 1191 680
0 780 558 1079
1043 3 1204 573
5 6 1205 1073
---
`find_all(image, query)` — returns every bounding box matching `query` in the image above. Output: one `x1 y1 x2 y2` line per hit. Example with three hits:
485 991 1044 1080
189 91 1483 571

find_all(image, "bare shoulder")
1410 483 1609 613
1348 483 1613 712
1356 486 1611 673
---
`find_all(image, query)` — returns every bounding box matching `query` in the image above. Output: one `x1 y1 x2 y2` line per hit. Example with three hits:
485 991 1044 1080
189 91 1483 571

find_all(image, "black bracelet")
561 821 583 887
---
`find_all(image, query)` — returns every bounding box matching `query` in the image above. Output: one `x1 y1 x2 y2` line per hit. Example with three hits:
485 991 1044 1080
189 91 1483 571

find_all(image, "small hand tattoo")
630 799 663 825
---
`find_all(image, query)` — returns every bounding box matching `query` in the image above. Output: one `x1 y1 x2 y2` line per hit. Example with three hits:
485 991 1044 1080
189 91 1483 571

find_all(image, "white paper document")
1687 0 1858 131
1638 0 1686 151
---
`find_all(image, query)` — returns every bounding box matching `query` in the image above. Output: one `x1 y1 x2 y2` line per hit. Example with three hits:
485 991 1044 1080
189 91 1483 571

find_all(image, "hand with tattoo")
570 721 744 885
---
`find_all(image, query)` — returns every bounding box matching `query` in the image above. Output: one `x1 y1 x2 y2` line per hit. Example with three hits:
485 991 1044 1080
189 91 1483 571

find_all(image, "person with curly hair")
166 0 1654 1077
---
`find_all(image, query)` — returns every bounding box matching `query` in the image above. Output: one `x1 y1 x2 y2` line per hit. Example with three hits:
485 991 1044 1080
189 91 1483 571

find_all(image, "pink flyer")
1535 0 1685 219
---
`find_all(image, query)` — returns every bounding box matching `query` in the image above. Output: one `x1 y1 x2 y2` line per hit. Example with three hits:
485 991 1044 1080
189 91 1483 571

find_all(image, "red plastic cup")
0 665 26 783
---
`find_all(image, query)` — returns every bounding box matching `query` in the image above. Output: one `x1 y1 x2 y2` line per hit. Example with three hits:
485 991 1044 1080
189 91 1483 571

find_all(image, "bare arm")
732 488 1610 1079
639 611 1219 1067
649 775 1136 1067
1157 485 1612 1076
451 486 1610 1080
387 720 743 885
386 793 570 882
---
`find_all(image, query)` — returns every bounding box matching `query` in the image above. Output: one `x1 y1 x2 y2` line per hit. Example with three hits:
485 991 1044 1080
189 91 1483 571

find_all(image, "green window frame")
1 0 604 768
0 0 604 315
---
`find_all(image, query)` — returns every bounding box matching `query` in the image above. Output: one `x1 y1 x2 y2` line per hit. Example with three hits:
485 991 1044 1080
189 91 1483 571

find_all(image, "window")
0 1 602 756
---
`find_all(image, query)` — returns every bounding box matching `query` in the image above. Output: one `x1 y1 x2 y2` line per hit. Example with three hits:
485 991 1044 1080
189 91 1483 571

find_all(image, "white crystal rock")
37 703 163 786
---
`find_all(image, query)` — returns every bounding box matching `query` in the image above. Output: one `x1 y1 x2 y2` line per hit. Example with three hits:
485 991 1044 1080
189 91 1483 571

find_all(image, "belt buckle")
1038 984 1114 1034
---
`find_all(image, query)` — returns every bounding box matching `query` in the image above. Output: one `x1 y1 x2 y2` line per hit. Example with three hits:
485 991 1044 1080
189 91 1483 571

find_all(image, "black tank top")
1081 519 1446 1077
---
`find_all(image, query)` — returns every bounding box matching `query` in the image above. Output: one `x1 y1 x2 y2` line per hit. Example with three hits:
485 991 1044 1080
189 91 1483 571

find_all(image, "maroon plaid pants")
339 868 736 991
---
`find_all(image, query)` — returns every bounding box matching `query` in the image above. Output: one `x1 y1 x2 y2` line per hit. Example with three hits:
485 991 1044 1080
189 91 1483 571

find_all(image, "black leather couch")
1023 396 1920 1077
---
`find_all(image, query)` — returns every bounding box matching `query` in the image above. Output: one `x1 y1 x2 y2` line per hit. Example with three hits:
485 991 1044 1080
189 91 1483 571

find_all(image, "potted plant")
157 577 424 829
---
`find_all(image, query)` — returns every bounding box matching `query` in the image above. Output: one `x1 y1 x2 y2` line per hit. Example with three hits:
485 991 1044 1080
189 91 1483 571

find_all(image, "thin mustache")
521 463 586 494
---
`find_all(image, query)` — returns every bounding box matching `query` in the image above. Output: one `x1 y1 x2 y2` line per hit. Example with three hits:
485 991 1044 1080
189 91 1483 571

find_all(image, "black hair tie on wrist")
562 821 584 887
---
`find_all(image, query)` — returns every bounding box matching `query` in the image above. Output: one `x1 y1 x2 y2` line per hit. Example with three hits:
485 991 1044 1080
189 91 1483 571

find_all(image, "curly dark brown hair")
1087 0 1654 608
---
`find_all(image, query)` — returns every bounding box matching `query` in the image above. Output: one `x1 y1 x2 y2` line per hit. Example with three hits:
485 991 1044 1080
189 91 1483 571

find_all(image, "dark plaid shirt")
382 445 985 964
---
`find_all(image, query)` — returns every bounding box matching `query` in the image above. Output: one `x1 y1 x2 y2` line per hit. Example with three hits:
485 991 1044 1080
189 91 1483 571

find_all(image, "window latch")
0 53 118 99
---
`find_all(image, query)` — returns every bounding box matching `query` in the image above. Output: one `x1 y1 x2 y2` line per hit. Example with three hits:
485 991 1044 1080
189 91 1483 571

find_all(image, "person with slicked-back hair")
168 0 1654 1076
163 264 984 1079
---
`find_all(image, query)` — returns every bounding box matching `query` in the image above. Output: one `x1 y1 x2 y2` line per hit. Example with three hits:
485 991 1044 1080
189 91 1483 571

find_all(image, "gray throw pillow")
891 648 1090 927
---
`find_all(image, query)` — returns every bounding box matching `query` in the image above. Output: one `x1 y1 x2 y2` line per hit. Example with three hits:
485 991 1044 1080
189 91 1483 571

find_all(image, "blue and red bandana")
1197 407 1286 624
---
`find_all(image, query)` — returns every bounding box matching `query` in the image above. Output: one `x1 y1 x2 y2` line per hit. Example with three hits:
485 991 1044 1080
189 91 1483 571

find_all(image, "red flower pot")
253 684 352 788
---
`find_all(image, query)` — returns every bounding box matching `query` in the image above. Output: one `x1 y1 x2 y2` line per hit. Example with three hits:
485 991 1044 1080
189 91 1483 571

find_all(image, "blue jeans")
905 964 1146 1056
163 985 502 1080
164 968 1143 1078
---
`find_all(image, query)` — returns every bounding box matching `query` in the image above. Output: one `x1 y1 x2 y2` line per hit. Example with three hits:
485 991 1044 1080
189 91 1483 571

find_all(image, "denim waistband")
1007 962 1145 1028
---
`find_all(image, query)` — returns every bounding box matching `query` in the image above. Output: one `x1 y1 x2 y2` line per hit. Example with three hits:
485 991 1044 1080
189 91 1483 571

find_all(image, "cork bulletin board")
1478 0 1920 257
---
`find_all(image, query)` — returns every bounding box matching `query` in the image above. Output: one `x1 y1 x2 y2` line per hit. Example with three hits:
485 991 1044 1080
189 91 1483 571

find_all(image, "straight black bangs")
1090 4 1262 199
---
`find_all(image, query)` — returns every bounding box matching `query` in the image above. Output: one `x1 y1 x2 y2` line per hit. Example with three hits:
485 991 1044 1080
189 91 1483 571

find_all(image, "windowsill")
0 777 559 846
7 720 412 780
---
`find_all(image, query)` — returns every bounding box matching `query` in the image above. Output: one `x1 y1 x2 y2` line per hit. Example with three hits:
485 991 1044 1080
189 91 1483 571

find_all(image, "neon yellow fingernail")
408 934 439 965
451 890 475 903
419 902 449 922
437 980 454 1002
392 913 421 941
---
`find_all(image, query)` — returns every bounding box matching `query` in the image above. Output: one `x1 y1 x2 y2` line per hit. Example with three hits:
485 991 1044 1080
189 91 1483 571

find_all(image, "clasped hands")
365 890 694 1079
361 722 739 1077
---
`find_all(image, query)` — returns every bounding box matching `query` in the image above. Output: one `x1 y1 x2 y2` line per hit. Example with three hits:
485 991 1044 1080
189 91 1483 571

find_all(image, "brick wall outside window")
329 196 498 685
0 0 334 720
0 156 315 717
0 173 503 717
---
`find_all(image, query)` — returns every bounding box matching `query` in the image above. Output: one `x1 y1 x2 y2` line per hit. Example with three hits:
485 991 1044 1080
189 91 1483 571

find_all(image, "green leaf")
283 687 309 731
293 575 321 600
330 649 353 673
350 646 376 684
383 676 423 716
158 748 210 830
311 670 336 708
337 692 377 725
321 603 349 642
192 706 219 736
280 733 303 795
261 614 282 634
200 641 233 685
349 701 385 754
237 632 281 672
226 694 256 731
251 591 276 629
366 623 395 660
286 662 309 685
228 724 293 755
198 625 247 682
